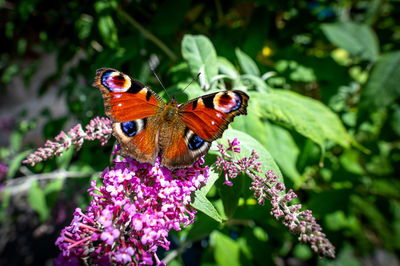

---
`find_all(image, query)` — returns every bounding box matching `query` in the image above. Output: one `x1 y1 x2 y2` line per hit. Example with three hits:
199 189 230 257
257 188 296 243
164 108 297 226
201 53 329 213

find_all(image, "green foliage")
321 22 379 61
182 35 218 90
2 0 400 264
358 51 400 119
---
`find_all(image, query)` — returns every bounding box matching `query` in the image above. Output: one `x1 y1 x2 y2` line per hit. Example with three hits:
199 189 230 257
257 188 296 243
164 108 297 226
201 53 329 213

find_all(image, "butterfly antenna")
150 65 171 100
176 72 201 97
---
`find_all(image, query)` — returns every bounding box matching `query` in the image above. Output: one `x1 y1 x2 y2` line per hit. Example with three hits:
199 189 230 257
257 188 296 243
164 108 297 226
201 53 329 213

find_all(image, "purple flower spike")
216 139 336 259
23 117 112 166
56 146 209 265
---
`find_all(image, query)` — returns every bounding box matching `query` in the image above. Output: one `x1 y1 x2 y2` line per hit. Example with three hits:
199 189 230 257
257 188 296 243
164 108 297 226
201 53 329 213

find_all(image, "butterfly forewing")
179 90 249 141
93 68 165 122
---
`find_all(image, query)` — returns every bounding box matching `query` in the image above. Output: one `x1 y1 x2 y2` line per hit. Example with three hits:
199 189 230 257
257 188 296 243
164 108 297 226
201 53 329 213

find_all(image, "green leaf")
231 107 268 145
0 187 11 221
264 122 301 184
181 35 218 89
28 180 50 222
218 129 283 182
211 231 241 266
192 189 223 223
186 212 219 242
7 150 32 179
98 15 118 48
218 56 239 79
321 22 379 61
252 90 351 155
231 112 299 183
240 74 269 92
44 178 64 208
391 104 400 136
199 168 220 195
10 131 23 152
75 14 93 40
219 173 245 218
1 64 19 83
235 48 260 76
56 146 74 170
293 244 313 261
358 51 400 118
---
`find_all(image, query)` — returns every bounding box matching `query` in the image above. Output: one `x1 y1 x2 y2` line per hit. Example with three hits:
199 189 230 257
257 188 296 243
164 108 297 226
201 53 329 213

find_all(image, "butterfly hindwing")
112 118 160 164
93 68 165 164
160 121 212 168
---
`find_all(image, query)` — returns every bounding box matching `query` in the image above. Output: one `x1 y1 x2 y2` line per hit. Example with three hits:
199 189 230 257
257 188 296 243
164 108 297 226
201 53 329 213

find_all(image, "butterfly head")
167 96 179 107
163 97 179 122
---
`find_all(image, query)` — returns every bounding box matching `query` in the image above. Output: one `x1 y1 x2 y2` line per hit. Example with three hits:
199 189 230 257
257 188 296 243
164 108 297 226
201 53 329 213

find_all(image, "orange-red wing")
179 90 249 141
93 68 165 122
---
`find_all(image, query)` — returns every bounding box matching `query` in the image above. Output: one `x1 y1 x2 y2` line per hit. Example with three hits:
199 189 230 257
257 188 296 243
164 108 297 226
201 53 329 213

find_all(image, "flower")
215 138 336 259
114 247 135 264
23 117 112 166
101 227 121 245
55 146 209 265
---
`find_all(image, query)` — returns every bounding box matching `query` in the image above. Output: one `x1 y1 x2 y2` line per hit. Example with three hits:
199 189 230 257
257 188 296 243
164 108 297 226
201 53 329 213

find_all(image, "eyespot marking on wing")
102 71 131 92
119 119 146 137
213 91 242 113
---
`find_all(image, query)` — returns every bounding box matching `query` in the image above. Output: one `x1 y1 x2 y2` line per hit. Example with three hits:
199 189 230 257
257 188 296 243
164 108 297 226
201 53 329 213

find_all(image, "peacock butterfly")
93 68 249 169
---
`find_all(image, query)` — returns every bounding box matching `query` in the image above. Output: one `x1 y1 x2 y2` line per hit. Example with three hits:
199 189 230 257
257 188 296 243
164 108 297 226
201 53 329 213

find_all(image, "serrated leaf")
252 90 351 155
321 22 379 61
235 48 260 76
218 129 283 182
28 180 50 222
181 35 218 90
358 51 400 118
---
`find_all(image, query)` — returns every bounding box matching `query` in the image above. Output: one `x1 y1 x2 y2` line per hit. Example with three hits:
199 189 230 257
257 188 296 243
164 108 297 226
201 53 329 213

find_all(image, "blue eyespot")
188 134 204 150
121 121 137 137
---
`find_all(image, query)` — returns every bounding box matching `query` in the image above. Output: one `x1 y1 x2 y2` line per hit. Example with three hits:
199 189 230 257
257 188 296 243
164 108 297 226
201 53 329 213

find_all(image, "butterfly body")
94 68 249 169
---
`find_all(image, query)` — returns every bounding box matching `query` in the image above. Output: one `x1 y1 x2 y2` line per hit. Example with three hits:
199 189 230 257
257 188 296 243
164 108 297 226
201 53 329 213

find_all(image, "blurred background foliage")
1 0 400 265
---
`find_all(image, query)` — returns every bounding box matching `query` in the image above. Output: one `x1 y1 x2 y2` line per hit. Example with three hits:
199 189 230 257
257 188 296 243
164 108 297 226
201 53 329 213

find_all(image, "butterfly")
93 68 249 169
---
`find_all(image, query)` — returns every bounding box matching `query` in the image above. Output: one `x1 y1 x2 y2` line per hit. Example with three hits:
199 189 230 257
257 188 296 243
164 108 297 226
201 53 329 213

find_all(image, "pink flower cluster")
216 138 336 259
23 117 112 166
55 147 209 265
